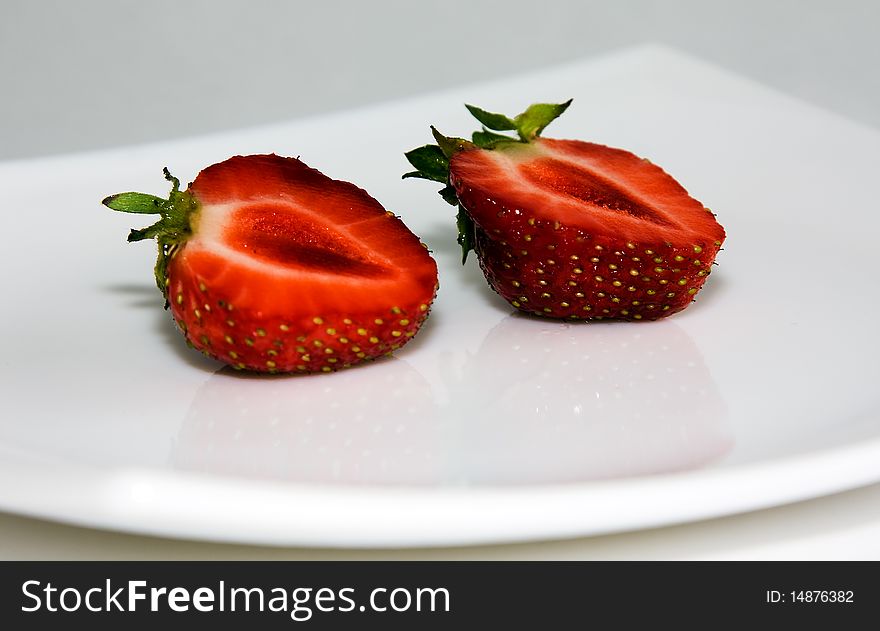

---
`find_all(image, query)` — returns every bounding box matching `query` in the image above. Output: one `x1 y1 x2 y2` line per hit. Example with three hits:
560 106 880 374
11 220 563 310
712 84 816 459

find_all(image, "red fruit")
104 154 438 373
405 101 725 320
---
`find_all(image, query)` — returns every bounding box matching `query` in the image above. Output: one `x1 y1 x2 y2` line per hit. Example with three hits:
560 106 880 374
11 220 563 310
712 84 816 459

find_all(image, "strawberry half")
404 101 725 320
104 154 438 373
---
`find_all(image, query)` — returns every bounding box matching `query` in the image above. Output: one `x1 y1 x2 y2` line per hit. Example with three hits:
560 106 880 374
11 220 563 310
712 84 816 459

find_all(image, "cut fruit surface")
404 99 725 321
221 204 390 277
450 138 722 246
105 154 438 373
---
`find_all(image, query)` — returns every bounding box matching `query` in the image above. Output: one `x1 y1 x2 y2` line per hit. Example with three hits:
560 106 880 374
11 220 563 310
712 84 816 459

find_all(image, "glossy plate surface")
2 46 879 547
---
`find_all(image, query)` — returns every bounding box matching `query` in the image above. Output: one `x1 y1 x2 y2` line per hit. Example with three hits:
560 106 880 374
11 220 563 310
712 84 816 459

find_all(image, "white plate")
2 45 879 547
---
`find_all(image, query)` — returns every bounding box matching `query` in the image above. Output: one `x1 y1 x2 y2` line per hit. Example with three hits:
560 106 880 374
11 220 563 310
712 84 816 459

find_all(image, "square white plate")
1 45 879 547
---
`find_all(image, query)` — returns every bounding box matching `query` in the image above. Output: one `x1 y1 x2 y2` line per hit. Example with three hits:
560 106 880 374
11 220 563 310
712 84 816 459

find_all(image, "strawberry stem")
102 167 199 298
404 99 573 263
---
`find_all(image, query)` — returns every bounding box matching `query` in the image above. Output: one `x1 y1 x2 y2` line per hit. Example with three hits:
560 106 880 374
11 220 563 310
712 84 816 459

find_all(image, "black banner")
0 562 875 628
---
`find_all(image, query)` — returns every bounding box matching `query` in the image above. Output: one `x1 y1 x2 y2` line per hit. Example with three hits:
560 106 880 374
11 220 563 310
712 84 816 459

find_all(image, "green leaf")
163 167 181 193
456 205 475 264
431 126 475 158
102 192 166 214
438 185 459 206
127 220 165 242
104 167 199 299
155 241 180 296
514 99 573 140
472 127 519 148
465 104 517 131
402 171 435 181
403 144 449 182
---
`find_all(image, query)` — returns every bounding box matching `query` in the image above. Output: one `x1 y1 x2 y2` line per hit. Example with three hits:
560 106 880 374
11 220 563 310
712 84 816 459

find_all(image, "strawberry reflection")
173 358 440 485
457 314 731 483
174 316 729 486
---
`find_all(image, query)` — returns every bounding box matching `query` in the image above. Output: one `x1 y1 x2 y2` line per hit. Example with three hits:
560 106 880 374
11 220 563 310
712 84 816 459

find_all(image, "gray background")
2 0 878 160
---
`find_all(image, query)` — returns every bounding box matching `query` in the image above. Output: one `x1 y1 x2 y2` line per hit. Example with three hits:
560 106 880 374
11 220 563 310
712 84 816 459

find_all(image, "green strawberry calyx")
403 99 572 263
102 168 199 300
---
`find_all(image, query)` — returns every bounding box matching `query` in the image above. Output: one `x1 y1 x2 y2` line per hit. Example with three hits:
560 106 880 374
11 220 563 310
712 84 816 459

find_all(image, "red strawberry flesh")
452 139 721 245
449 138 725 320
223 205 389 277
108 154 438 373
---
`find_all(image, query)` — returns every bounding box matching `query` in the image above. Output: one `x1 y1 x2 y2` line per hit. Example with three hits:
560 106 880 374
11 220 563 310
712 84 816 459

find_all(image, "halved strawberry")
405 101 725 320
104 154 438 373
